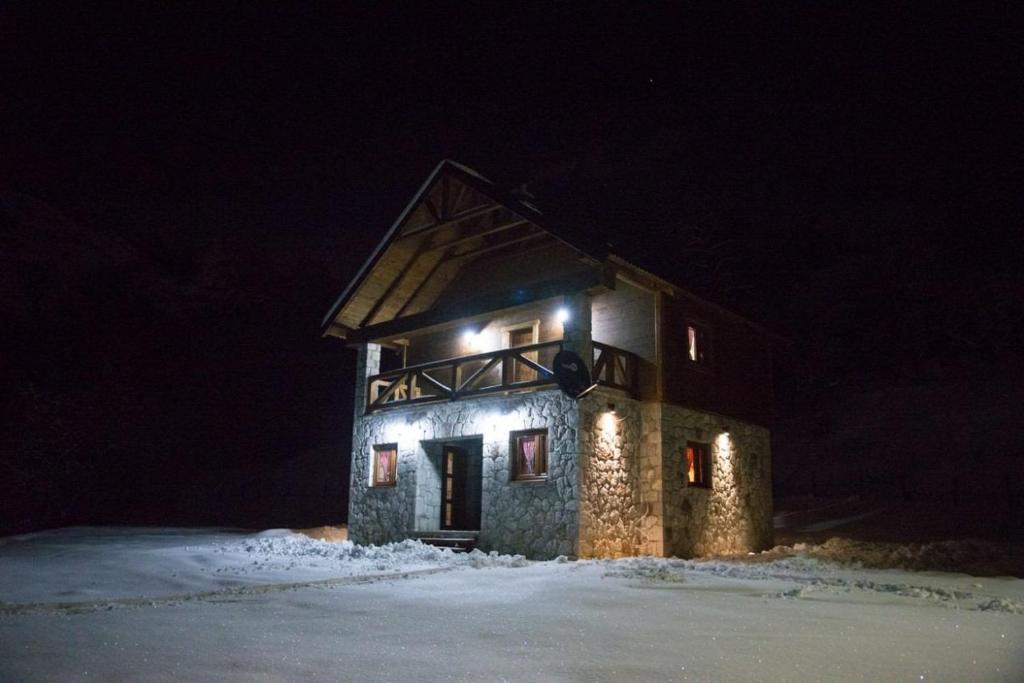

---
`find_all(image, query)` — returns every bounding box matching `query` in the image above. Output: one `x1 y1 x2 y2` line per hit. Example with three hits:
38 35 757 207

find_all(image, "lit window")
685 441 711 488
687 325 708 364
372 444 398 487
511 429 548 480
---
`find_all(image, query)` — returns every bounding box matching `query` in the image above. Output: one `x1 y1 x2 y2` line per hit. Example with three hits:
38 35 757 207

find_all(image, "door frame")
502 319 540 383
440 444 464 530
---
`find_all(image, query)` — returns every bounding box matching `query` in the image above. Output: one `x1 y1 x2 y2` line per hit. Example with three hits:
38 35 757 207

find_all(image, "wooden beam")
449 182 467 215
440 174 450 220
357 250 422 328
456 356 501 393
391 248 452 319
400 203 502 238
387 226 540 321
509 353 553 377
422 219 527 256
447 229 548 261
416 370 452 395
347 267 609 344
323 322 353 339
359 220 533 327
424 198 441 224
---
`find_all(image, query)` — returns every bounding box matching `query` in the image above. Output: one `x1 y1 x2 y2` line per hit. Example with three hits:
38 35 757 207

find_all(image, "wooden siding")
659 294 774 425
437 240 592 309
404 299 564 367
591 278 659 400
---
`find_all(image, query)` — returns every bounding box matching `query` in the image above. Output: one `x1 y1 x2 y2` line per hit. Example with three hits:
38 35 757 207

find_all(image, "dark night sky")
2 4 1020 532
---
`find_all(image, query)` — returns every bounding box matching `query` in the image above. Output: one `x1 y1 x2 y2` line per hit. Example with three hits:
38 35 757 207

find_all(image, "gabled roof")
320 160 606 339
322 159 773 341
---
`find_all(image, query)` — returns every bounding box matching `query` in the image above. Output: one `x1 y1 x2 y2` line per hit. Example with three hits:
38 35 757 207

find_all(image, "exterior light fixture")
607 403 616 414
463 329 482 350
556 307 570 323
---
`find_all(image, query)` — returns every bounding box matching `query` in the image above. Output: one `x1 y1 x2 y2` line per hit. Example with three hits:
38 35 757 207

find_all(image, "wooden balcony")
591 341 639 394
366 340 638 412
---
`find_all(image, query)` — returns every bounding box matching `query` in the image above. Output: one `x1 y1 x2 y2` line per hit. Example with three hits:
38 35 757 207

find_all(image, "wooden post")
561 292 593 373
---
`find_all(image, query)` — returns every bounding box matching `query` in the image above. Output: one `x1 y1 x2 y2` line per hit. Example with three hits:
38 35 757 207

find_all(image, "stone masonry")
348 389 582 559
347 345 772 560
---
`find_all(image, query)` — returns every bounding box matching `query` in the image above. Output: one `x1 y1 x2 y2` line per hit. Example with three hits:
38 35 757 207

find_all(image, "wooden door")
508 326 536 383
441 445 467 530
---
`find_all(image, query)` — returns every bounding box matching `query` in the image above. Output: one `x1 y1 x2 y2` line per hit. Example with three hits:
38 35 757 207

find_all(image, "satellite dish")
553 349 597 399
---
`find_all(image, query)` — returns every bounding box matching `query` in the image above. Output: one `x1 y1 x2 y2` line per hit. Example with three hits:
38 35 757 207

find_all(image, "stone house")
322 160 774 559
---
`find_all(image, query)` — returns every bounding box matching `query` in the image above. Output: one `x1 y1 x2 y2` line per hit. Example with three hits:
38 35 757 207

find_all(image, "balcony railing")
591 341 639 394
366 340 638 412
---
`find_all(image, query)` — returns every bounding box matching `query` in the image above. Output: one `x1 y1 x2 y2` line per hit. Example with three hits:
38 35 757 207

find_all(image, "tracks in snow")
0 566 454 617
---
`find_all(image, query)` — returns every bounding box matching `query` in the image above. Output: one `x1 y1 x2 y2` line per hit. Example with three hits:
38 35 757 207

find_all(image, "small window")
511 429 548 480
685 441 711 488
372 444 398 487
687 325 709 364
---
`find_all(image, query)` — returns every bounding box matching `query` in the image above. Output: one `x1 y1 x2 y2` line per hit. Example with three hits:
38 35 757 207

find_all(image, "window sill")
512 476 549 484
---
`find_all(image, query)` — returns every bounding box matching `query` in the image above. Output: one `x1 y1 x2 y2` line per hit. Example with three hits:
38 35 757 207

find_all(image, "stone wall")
347 345 772 560
637 403 665 555
347 389 581 558
660 405 773 556
577 389 648 558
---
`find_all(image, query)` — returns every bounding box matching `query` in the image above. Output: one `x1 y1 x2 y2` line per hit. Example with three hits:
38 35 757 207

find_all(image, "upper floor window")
511 429 548 481
686 441 711 488
687 324 709 365
372 444 398 487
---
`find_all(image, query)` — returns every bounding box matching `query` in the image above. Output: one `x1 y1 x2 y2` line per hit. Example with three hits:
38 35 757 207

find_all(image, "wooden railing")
592 342 639 394
366 340 639 412
367 341 561 411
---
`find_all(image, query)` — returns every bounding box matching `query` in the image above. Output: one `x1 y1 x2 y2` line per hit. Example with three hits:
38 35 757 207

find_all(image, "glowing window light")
685 441 711 487
370 444 398 487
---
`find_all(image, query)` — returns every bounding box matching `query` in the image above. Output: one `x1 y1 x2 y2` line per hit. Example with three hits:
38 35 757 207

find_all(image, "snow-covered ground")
1 528 1022 681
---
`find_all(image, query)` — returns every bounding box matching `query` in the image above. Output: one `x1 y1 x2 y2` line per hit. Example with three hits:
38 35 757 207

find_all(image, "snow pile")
600 553 837 585
774 537 1024 576
594 552 1024 614
0 527 533 608
600 557 688 582
977 597 1024 614
213 531 529 576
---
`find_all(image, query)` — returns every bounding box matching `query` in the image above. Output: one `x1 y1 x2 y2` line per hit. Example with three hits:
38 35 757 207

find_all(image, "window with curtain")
687 324 709 365
511 429 548 480
685 441 711 488
372 444 398 487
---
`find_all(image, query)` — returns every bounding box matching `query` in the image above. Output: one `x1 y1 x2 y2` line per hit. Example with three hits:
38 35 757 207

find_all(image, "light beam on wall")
599 409 618 441
462 329 479 348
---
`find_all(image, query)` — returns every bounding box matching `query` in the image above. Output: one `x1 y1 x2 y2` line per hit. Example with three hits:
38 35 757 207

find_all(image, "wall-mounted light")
556 307 570 324
462 329 481 350
716 431 732 456
607 402 616 414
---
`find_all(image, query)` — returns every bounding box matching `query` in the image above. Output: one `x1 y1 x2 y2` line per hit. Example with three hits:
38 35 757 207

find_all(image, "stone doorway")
415 437 482 532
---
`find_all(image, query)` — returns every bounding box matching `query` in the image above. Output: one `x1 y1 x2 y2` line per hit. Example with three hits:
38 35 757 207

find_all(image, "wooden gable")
322 161 604 340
